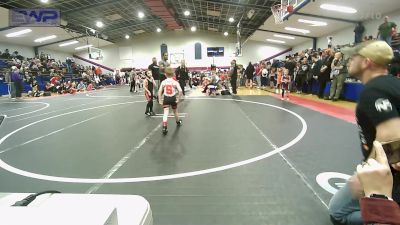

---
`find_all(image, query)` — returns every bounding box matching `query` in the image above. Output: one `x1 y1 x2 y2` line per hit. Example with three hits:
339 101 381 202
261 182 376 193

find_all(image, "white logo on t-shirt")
375 98 393 112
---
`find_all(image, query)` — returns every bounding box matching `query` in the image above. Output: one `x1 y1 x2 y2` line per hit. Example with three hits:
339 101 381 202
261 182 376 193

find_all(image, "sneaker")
162 126 168 135
281 98 284 100
176 120 182 127
150 112 156 116
145 112 151 116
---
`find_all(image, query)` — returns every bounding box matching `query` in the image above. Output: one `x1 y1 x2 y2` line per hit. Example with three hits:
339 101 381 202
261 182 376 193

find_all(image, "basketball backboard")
89 46 103 60
272 0 308 24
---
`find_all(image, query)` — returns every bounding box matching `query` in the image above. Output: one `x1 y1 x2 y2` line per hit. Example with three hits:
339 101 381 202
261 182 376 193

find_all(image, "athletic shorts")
163 96 177 109
282 83 289 90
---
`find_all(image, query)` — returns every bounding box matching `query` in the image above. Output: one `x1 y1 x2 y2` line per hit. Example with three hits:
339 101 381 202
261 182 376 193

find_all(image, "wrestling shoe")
162 126 168 135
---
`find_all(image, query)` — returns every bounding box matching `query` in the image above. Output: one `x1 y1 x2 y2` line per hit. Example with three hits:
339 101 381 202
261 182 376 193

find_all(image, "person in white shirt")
158 67 183 135
261 62 270 88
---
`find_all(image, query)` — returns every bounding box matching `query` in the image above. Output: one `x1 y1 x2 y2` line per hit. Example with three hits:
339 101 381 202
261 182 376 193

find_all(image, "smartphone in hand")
382 139 400 164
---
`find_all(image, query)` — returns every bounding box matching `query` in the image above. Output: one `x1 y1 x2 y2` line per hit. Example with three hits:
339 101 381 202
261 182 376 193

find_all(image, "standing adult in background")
11 67 23 99
261 62 269 88
319 49 334 99
255 63 262 88
328 52 348 101
66 57 72 73
245 62 255 88
285 56 296 91
295 57 310 94
159 52 170 83
328 37 334 49
129 69 136 92
148 57 160 96
229 60 238 94
377 16 397 45
175 60 189 95
354 22 365 44
308 53 321 94
329 40 400 225
95 66 102 76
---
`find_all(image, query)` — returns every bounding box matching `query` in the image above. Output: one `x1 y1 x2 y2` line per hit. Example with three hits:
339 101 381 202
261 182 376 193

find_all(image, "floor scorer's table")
0 193 153 225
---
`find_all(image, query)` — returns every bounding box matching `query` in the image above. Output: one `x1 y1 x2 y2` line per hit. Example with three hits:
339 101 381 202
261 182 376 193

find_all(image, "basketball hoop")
271 4 287 24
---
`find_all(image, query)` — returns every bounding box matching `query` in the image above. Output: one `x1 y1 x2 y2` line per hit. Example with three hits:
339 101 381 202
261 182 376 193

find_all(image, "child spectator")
281 68 291 101
77 81 86 92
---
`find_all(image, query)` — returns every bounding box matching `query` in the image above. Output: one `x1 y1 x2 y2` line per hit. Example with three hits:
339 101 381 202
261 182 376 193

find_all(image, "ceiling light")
157 28 161 32
298 19 327 26
40 0 49 3
224 32 228 36
75 45 93 50
191 26 196 32
184 10 190 16
266 39 286 44
6 29 32 37
138 11 145 18
285 27 310 34
59 40 79 47
125 34 130 39
273 34 295 40
320 4 357 14
34 35 57 43
96 21 104 28
229 17 234 23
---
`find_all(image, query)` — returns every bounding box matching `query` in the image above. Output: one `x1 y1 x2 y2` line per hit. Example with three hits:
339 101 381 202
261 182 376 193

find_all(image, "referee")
329 40 400 225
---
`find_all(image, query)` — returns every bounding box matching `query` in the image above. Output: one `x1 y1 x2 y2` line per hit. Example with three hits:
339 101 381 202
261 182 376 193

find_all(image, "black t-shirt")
356 75 400 159
297 63 310 76
231 65 238 79
285 61 296 77
176 66 189 81
148 63 160 80
318 56 334 81
356 75 400 204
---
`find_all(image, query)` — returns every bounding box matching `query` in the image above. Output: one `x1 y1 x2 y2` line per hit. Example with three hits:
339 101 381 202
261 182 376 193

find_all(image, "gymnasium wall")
38 48 73 61
75 31 288 70
0 42 35 58
291 9 400 52
0 42 73 61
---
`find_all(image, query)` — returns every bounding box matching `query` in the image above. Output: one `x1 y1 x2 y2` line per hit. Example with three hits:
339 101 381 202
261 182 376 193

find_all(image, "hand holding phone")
357 141 393 198
381 139 400 164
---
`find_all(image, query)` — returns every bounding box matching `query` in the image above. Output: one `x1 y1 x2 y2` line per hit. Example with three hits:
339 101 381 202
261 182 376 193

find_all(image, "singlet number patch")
165 85 173 95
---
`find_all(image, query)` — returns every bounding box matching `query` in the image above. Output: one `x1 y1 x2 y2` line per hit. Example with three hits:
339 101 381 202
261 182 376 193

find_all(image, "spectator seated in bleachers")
0 48 121 98
87 82 93 91
44 82 52 92
77 80 86 92
27 80 40 97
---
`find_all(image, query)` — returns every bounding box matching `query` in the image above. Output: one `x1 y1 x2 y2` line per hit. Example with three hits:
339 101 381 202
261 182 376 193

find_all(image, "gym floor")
0 86 362 225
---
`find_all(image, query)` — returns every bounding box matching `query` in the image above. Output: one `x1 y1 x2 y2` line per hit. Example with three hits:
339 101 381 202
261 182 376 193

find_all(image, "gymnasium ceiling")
0 0 279 43
1 0 400 50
